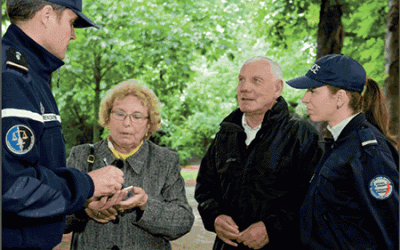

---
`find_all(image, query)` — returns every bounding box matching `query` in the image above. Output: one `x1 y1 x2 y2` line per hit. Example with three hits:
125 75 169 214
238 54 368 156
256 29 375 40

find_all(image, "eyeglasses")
111 109 149 124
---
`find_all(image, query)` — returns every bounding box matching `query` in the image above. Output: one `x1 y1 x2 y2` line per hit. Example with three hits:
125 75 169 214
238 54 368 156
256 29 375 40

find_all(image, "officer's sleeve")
352 129 399 249
2 71 94 218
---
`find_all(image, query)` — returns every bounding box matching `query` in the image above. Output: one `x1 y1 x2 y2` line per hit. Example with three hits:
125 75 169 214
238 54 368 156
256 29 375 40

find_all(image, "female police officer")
287 54 399 249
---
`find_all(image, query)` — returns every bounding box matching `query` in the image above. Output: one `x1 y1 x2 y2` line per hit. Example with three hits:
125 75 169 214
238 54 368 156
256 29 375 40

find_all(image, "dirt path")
170 183 215 250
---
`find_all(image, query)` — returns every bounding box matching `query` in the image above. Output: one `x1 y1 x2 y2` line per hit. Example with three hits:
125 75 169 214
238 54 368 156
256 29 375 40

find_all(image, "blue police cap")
47 0 99 29
287 54 366 93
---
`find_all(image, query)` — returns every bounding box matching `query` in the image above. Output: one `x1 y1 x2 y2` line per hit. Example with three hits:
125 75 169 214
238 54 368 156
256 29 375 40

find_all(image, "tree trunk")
384 0 399 138
316 0 344 137
316 0 344 60
93 78 101 143
93 54 102 143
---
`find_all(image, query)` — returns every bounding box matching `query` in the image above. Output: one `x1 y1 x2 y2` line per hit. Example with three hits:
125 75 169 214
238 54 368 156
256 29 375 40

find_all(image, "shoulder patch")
358 128 378 147
6 48 29 73
6 125 35 155
369 176 393 200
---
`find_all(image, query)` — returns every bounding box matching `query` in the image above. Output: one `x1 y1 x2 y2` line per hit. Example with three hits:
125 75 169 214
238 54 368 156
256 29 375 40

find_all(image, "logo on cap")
369 176 393 200
310 64 321 74
6 125 35 155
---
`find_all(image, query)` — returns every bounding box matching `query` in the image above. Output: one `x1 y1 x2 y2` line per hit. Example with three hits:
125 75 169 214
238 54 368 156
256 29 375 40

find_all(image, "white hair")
241 56 283 80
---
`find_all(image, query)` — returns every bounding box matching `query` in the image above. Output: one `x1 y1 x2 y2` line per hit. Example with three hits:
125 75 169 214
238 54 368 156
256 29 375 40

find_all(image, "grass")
181 171 198 182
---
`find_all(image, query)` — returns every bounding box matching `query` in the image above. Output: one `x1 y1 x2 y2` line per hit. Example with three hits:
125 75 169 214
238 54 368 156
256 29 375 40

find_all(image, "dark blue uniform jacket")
301 113 399 250
2 24 94 249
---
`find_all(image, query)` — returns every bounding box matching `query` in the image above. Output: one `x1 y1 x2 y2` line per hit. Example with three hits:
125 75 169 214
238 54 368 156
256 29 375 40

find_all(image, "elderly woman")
64 79 194 250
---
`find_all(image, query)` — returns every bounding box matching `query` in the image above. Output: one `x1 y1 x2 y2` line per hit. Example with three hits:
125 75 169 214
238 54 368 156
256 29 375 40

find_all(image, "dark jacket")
2 24 94 249
64 140 194 250
301 113 399 250
195 96 323 249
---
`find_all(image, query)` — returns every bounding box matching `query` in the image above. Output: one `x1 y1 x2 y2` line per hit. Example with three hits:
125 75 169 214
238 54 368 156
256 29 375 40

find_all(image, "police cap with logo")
286 54 366 93
47 0 99 29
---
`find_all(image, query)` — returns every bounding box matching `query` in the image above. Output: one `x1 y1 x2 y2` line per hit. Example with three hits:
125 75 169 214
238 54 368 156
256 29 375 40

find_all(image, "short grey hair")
6 0 65 24
241 56 283 80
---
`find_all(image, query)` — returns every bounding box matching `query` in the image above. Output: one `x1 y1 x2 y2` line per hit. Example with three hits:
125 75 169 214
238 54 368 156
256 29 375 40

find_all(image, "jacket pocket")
317 166 353 205
322 211 378 250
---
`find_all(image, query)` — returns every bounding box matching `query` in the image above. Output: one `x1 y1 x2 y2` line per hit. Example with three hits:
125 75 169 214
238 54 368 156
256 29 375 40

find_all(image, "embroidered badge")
369 176 393 200
6 125 35 155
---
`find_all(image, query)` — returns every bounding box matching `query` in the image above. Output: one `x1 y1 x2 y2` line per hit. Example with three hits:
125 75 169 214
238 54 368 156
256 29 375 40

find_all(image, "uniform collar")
327 113 360 141
4 24 64 75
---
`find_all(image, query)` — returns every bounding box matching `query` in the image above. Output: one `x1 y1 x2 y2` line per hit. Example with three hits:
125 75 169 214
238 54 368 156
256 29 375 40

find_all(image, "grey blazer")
64 139 194 250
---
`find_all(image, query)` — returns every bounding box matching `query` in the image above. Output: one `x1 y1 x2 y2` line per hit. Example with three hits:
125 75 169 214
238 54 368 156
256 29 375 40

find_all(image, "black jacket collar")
3 24 64 77
221 96 290 129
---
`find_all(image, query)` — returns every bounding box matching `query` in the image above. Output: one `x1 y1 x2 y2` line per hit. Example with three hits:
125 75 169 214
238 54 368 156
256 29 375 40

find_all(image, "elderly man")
2 0 125 249
195 56 323 250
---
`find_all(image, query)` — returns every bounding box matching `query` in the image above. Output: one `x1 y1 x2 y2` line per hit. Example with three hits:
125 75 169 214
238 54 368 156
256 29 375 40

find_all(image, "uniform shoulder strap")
358 127 378 147
6 48 29 73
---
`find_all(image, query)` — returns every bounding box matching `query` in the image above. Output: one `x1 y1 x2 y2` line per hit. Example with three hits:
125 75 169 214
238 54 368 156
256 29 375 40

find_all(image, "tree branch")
100 62 118 79
343 32 356 37
68 71 91 86
73 105 84 124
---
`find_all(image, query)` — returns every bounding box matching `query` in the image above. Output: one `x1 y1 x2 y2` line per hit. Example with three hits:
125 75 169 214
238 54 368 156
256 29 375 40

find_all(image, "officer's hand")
214 215 240 247
84 189 129 211
236 221 269 249
88 166 124 197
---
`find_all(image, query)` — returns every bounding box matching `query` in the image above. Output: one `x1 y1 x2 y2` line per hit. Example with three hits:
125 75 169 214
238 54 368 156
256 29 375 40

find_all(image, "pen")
102 158 108 166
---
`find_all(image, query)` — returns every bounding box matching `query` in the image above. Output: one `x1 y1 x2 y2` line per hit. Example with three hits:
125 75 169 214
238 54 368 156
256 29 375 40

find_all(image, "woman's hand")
84 189 129 223
117 186 148 212
85 189 129 210
85 207 119 223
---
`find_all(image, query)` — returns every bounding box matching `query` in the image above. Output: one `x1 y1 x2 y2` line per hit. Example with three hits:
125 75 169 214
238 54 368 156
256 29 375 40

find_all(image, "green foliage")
157 55 238 161
1 0 390 164
253 0 318 49
52 0 246 152
253 0 388 84
341 0 388 84
157 36 312 164
2 1 10 35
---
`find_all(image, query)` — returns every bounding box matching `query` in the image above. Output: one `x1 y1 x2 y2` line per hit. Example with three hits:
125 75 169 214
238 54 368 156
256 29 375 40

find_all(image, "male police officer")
2 0 125 249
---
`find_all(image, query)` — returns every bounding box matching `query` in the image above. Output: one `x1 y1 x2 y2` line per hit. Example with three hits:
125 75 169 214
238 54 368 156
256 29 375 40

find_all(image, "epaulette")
6 48 29 73
358 127 378 147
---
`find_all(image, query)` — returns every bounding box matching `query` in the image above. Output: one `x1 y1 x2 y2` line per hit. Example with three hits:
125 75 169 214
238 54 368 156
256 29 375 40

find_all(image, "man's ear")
40 5 54 27
274 79 284 98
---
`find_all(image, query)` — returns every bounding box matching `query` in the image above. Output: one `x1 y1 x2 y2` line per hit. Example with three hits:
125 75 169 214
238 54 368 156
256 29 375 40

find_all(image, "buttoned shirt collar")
327 113 360 141
242 113 262 145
